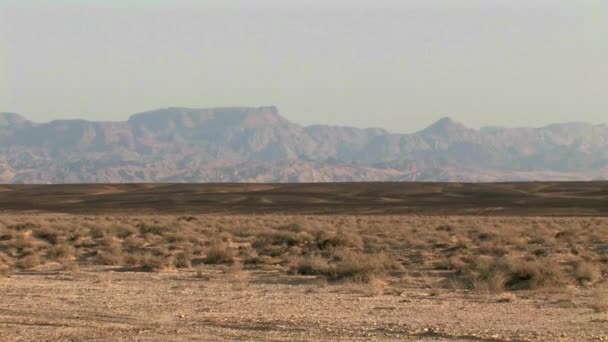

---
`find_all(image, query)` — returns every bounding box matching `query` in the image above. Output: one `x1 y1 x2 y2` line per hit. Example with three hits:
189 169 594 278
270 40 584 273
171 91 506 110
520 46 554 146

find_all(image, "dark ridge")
0 182 606 216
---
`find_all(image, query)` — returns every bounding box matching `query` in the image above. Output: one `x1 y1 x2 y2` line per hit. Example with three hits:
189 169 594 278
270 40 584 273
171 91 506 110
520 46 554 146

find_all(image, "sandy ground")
1 266 606 341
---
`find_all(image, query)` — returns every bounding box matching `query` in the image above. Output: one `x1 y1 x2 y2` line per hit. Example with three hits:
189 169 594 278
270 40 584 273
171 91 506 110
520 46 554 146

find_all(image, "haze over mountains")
1 107 607 183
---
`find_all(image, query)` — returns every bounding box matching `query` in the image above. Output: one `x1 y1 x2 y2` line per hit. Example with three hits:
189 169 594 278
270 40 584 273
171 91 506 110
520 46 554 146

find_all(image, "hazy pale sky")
1 0 606 132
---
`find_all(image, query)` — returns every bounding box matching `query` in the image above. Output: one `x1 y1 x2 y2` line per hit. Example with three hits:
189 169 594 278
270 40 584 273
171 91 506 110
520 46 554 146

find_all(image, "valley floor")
1 266 607 341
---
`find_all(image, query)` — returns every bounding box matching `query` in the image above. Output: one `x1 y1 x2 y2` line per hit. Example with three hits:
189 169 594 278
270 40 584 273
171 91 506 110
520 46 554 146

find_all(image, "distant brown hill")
1 182 607 216
1 107 607 183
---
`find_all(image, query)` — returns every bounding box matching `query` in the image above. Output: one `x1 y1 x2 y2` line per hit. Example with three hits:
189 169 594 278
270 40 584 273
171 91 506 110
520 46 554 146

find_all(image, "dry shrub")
316 229 364 251
461 255 508 292
95 238 125 265
0 251 11 265
174 251 192 268
288 255 331 276
47 243 75 261
9 222 38 231
123 236 146 251
223 262 249 290
0 228 15 242
252 230 298 257
504 258 564 290
17 253 42 270
95 251 123 265
496 292 517 303
244 254 272 266
573 261 601 284
34 225 60 244
342 278 388 297
589 288 608 313
137 223 165 236
89 225 109 239
139 253 174 272
289 250 395 284
455 256 564 291
140 245 175 270
165 230 193 244
62 259 81 272
177 216 198 222
0 214 604 289
0 252 11 276
116 225 137 239
204 241 234 265
0 264 11 277
330 252 386 283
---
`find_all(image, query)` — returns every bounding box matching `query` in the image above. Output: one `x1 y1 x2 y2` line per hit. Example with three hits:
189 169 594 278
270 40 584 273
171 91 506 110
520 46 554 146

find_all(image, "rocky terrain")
1 107 607 183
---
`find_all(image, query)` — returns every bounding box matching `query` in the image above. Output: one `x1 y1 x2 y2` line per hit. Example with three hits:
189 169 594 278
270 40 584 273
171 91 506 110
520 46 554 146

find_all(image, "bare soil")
1 265 607 342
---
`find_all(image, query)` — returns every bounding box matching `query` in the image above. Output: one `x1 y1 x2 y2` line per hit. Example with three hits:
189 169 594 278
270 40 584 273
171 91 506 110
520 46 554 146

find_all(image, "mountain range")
1 106 607 183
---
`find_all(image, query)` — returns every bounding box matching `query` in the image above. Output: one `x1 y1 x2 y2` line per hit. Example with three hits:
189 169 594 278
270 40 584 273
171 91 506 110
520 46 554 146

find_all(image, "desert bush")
61 259 81 272
455 256 565 291
316 229 364 251
0 264 11 277
329 252 387 283
589 287 608 313
95 250 123 265
9 222 38 231
0 252 12 276
47 243 76 261
505 258 564 290
0 250 11 263
116 225 137 239
177 216 198 222
174 251 192 268
123 236 146 251
139 253 174 272
252 229 298 250
289 250 392 284
34 225 63 245
288 255 331 276
459 255 508 292
90 225 110 239
17 252 42 270
573 261 601 284
251 227 308 258
137 223 165 236
0 214 604 290
244 254 272 265
0 228 15 242
204 241 235 265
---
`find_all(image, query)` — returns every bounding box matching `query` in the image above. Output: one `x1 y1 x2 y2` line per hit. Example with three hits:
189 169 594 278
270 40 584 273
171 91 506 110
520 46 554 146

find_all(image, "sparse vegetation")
0 214 605 293
589 287 608 313
573 261 601 285
203 240 235 265
0 213 607 341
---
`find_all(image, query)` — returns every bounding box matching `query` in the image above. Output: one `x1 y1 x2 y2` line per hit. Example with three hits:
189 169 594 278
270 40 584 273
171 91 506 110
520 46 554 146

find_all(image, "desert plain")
0 183 607 341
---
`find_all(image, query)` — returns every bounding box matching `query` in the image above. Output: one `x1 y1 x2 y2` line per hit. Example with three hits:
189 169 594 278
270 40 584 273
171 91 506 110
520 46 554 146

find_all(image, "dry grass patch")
589 288 608 313
573 261 601 285
288 250 400 284
203 240 235 265
453 256 565 292
0 214 605 294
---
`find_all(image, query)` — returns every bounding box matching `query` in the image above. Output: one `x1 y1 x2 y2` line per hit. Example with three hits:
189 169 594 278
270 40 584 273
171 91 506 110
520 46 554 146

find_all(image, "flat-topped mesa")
127 106 286 132
0 113 30 127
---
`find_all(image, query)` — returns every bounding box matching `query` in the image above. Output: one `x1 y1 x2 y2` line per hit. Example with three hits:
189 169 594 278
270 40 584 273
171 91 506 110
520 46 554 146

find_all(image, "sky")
1 0 606 132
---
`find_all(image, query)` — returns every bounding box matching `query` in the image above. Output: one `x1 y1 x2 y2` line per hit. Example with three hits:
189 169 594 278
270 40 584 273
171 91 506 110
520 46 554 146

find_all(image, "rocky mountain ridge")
1 107 607 183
